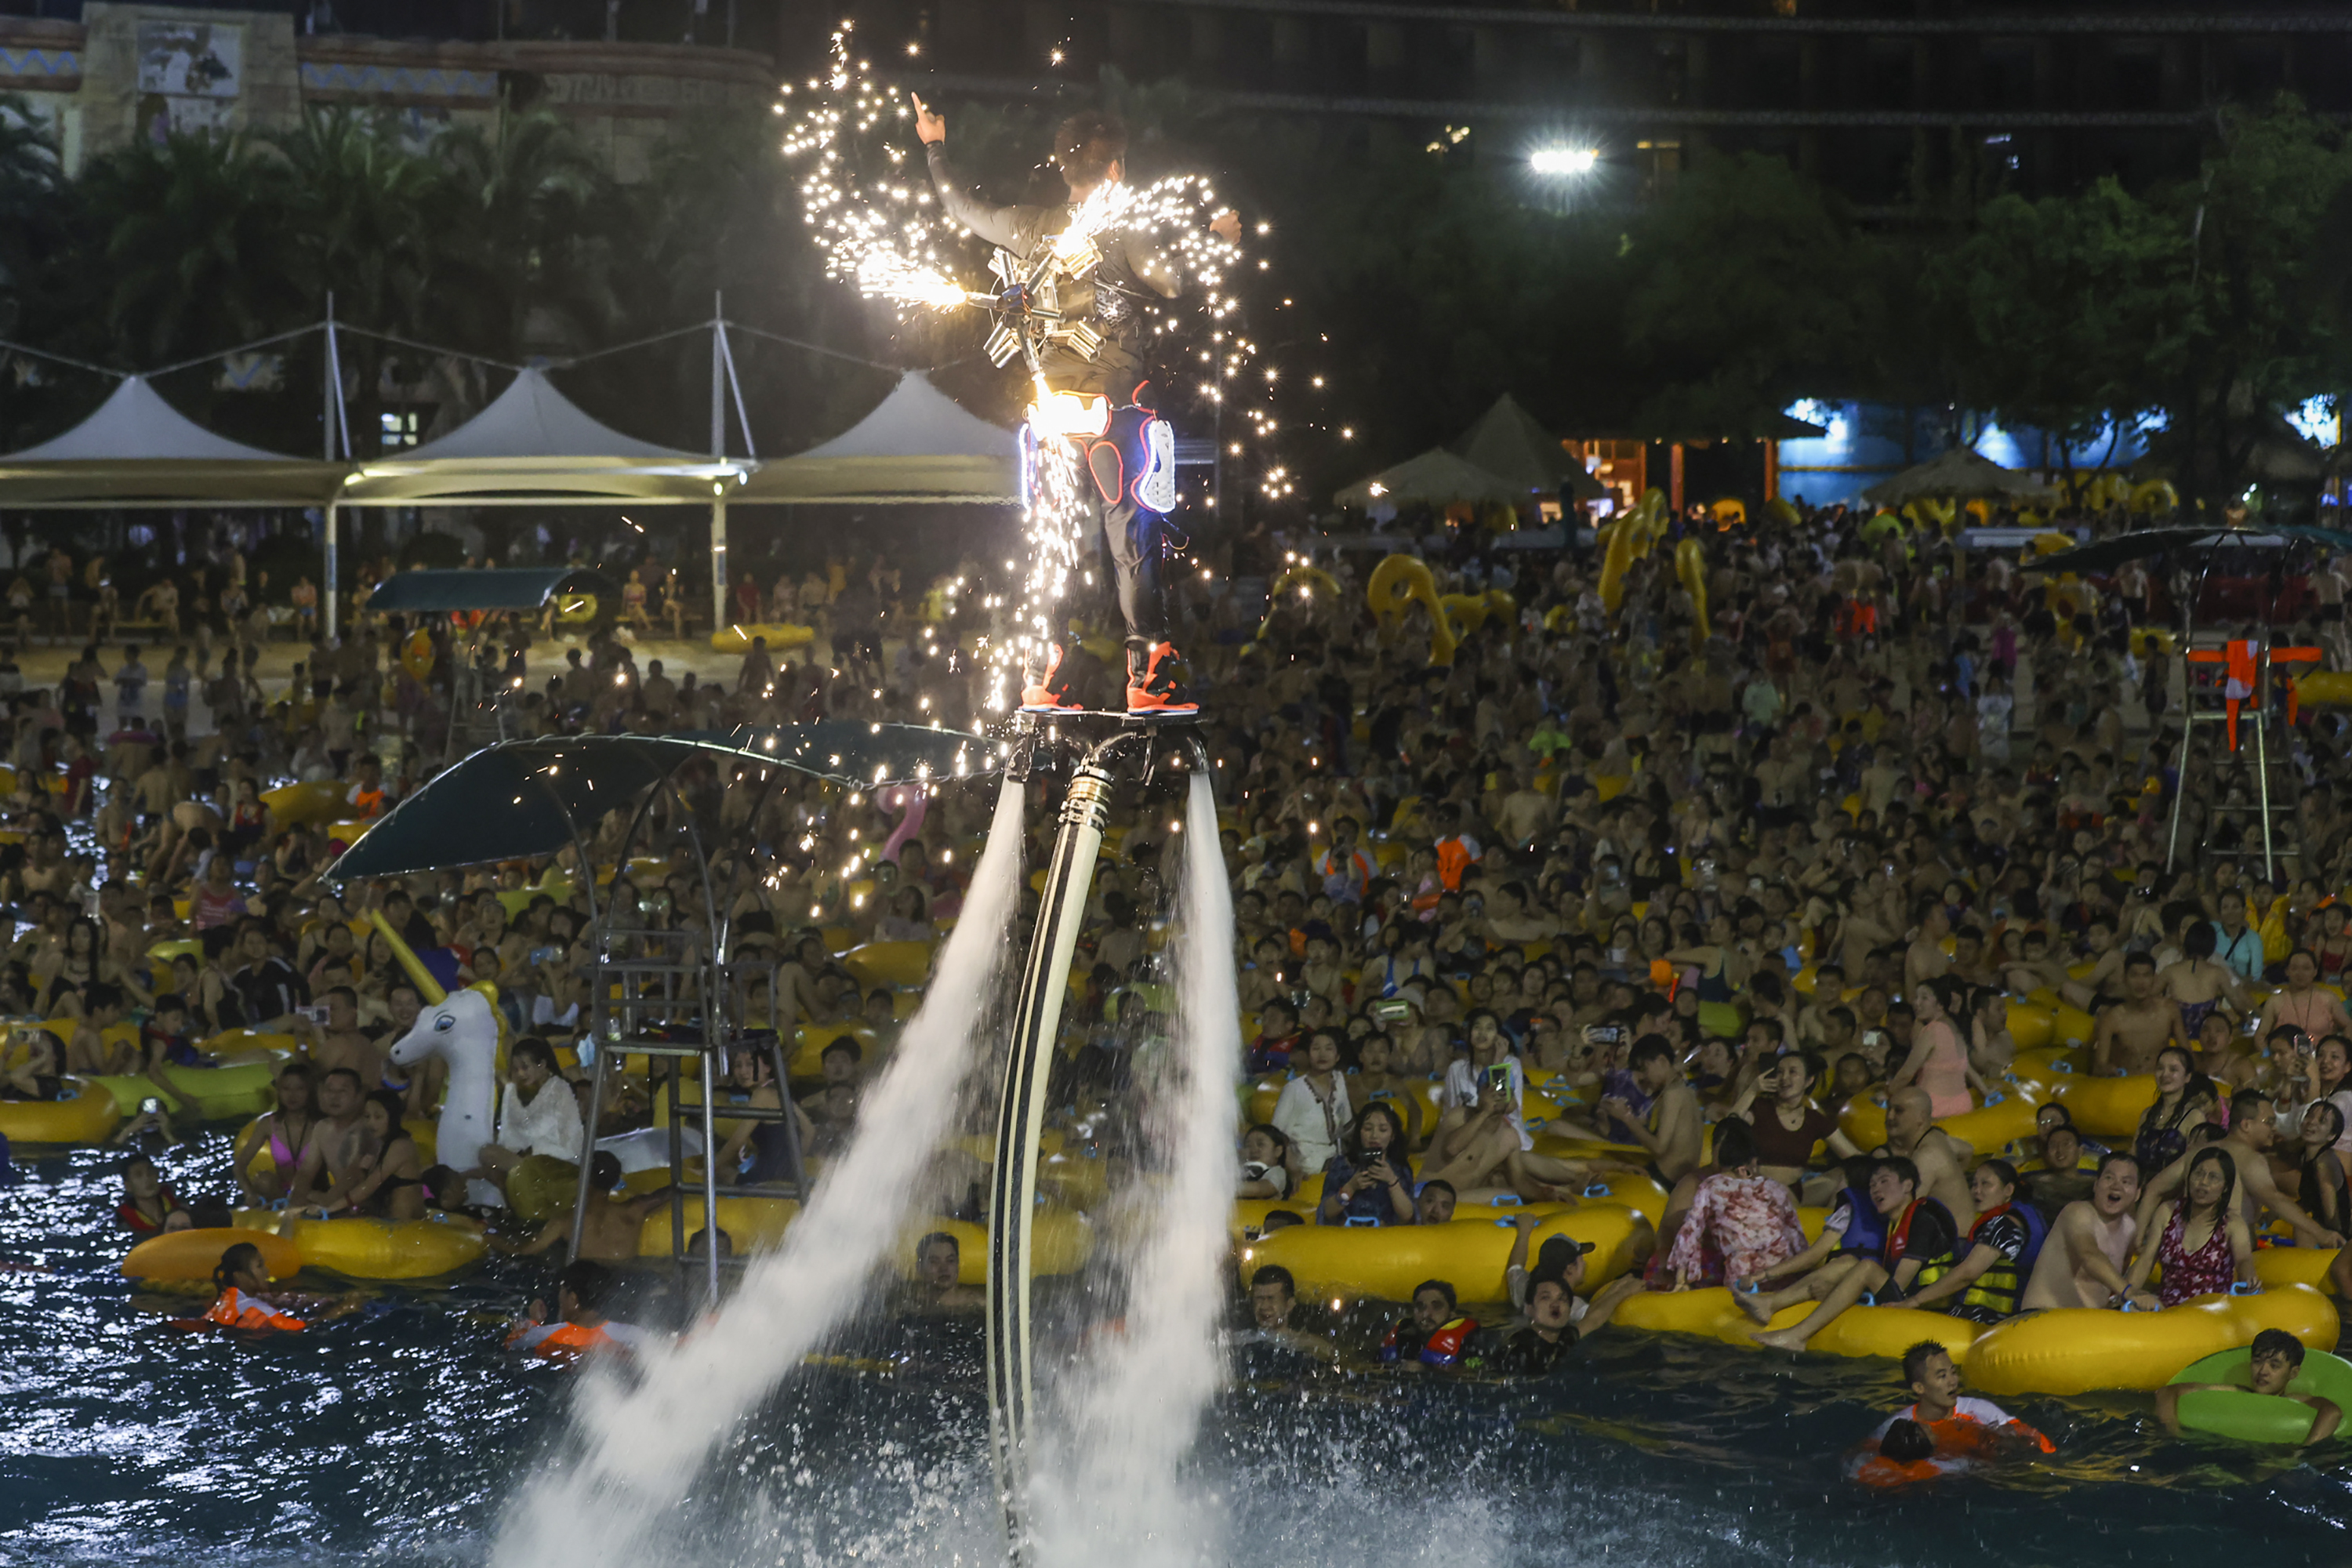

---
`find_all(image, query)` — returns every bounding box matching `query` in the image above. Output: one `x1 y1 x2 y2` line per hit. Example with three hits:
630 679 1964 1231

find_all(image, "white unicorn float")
373 912 508 1209
369 911 702 1207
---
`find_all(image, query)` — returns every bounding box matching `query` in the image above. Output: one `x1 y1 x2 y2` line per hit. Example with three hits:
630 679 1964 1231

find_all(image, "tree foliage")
4 89 2350 505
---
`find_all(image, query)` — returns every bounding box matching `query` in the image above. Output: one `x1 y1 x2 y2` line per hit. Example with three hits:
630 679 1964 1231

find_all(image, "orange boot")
1125 641 1198 716
1020 644 1084 713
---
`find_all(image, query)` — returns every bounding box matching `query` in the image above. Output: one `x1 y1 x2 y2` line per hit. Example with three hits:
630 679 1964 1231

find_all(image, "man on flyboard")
913 96 1238 717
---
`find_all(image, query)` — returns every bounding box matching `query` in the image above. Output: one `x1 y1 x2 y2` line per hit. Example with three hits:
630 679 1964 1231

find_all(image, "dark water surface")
9 1133 2352 1566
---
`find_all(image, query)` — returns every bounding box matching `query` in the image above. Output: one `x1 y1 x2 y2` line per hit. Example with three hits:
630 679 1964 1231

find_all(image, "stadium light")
1530 147 1599 176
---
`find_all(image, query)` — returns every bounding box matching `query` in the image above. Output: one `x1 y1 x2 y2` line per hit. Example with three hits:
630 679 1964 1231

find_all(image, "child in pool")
204 1242 307 1331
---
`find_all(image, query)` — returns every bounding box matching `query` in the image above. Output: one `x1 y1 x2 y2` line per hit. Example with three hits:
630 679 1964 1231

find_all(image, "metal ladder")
2164 637 2306 881
571 924 807 1305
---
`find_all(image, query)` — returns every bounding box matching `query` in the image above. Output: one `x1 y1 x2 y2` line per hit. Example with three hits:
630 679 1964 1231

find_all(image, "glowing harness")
1020 384 1178 520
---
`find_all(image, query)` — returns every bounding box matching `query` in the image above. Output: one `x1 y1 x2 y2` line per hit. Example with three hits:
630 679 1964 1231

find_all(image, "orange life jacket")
1435 837 1476 891
507 1319 626 1361
205 1287 305 1332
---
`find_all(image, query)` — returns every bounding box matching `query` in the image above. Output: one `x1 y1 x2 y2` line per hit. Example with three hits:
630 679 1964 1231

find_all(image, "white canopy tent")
738 371 1016 504
332 365 750 637
0 376 345 507
336 368 743 504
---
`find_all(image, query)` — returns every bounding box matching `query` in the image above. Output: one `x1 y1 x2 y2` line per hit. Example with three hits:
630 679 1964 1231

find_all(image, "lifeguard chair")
2169 633 2319 880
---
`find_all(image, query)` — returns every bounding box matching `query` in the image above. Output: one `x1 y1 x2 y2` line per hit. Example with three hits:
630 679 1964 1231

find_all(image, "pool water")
13 1133 2352 1567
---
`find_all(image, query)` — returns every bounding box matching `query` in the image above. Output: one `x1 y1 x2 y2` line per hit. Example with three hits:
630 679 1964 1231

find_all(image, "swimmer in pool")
205 1243 308 1331
1863 1341 2054 1458
199 1243 355 1331
507 1259 655 1360
2155 1328 2342 1446
907 1230 983 1311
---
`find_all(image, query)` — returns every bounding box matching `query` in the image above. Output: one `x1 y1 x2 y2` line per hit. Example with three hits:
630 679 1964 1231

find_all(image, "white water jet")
1033 771 1242 1568
492 772 1029 1568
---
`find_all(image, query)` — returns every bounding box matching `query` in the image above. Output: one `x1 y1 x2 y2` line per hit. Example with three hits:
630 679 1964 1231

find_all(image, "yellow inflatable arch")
1366 554 1457 666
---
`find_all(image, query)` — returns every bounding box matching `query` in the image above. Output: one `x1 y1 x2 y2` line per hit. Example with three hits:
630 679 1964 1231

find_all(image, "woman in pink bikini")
2129 1145 2255 1308
1889 976 1987 1121
230 1062 318 1203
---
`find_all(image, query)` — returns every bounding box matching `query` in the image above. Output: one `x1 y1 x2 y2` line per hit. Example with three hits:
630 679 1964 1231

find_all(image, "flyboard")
986 706 1206 1563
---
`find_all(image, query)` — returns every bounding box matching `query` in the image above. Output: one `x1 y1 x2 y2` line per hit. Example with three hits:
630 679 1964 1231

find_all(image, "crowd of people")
14 496 2352 1455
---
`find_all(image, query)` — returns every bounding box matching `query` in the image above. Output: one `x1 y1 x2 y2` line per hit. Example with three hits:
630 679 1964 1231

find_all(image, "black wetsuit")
924 142 1186 664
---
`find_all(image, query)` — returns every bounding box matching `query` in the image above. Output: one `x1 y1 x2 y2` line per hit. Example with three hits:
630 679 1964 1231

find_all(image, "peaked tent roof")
0 375 346 506
1451 394 1607 502
337 366 747 506
1335 448 1524 510
737 372 1016 504
1862 445 2054 506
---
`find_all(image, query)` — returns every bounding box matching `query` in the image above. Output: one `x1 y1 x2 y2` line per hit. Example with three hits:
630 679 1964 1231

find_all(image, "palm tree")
431 108 619 365
0 93 66 340
270 107 446 454
77 129 300 368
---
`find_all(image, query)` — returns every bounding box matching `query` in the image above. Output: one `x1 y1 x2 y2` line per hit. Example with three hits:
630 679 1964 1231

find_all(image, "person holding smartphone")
1317 1103 1416 1225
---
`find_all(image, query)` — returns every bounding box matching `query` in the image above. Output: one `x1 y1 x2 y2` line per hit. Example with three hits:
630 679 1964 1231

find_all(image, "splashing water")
1031 773 1242 1568
491 773 1030 1568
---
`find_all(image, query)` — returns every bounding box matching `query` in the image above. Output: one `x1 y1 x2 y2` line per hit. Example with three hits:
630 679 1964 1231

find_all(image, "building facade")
0 2 775 180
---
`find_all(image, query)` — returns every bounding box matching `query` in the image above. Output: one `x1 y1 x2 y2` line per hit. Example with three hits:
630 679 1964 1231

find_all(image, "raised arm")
915 97 1033 254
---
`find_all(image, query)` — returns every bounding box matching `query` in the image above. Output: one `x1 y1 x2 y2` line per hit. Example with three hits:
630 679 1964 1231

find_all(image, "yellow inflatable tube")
2045 1071 2161 1138
1616 1286 1980 1367
123 1225 303 1283
1967 1285 2338 1398
1365 554 1457 666
1235 1206 1649 1303
2008 1046 2086 1091
1229 1199 1573 1243
906 1212 1094 1283
709 622 816 654
1674 536 1709 648
0 1077 120 1144
2253 1247 2338 1292
260 779 343 828
239 1210 488 1280
641 1196 800 1257
2296 671 2352 710
1838 1086 2042 1156
1596 517 1636 614
1269 562 1341 605
837 941 933 989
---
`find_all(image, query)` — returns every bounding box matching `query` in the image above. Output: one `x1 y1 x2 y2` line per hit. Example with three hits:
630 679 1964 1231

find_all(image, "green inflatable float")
90 1060 284 1121
2169 1347 2352 1445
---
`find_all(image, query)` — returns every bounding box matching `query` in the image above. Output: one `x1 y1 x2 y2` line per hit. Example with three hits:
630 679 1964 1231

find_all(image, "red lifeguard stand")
2171 633 2320 880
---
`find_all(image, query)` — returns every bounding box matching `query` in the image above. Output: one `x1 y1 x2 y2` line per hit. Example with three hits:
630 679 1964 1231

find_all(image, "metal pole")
710 291 729 633
323 292 337 461
710 290 726 459
2256 646 2274 882
987 762 1112 1565
710 497 729 633
567 1044 609 1264
324 501 339 644
323 293 341 644
698 1040 722 1307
